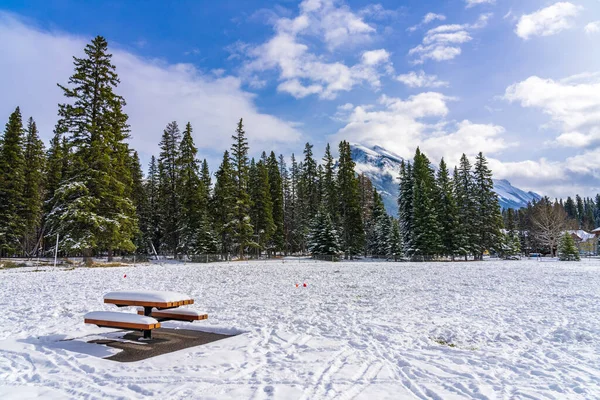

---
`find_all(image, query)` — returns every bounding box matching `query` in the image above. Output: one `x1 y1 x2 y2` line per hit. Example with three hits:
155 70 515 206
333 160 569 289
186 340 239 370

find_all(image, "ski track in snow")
1 259 600 399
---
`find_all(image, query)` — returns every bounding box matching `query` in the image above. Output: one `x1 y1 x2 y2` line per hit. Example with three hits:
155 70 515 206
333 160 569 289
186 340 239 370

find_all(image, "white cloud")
396 70 449 88
515 2 582 40
409 14 491 64
238 0 393 99
585 21 600 34
0 13 302 162
504 74 600 148
408 13 446 32
465 0 495 8
361 49 390 65
331 92 511 166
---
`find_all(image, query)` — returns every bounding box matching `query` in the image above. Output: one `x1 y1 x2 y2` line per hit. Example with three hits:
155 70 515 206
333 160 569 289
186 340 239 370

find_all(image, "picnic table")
84 290 207 339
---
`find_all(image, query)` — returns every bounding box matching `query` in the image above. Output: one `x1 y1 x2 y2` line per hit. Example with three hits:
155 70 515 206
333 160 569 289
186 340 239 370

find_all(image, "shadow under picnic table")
89 328 237 362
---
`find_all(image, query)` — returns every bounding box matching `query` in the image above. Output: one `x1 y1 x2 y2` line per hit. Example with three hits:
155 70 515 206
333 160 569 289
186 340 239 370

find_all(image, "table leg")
143 306 152 340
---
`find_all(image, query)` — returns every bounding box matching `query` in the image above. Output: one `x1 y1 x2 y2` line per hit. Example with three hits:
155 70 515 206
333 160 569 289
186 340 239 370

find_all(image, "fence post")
53 234 59 268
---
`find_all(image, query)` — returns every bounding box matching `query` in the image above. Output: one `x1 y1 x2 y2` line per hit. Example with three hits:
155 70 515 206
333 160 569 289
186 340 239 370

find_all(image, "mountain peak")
350 143 542 216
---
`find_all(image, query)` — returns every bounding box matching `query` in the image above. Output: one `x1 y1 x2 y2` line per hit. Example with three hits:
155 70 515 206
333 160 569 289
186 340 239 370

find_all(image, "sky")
1 0 600 198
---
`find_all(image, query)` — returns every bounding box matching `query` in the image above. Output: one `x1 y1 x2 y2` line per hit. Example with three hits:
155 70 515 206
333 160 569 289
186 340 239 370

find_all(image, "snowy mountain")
350 143 541 216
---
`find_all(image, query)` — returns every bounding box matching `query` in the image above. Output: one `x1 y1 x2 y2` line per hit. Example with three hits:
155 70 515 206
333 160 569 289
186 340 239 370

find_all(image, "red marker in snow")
303 283 307 287
124 274 127 278
295 283 299 288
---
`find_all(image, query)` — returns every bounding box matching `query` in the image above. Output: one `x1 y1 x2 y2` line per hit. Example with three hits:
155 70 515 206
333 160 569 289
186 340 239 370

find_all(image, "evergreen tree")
249 157 275 255
288 154 301 253
308 210 341 257
48 36 137 261
128 151 147 254
473 152 504 259
21 117 46 255
230 119 253 257
576 195 584 228
390 219 403 260
410 148 441 259
0 107 26 255
435 158 458 259
298 143 319 252
176 122 206 256
564 196 577 221
145 156 161 256
212 151 236 255
398 160 414 255
558 232 580 261
157 121 181 254
266 151 285 254
337 141 364 258
200 159 212 195
322 144 338 224
454 156 476 259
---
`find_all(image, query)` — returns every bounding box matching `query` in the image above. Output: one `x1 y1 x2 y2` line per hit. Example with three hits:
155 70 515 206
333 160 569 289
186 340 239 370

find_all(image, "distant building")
567 230 598 255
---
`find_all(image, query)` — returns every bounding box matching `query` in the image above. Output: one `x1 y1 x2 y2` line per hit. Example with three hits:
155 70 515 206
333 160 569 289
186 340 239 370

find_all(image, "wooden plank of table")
84 318 161 330
104 299 194 308
136 310 208 321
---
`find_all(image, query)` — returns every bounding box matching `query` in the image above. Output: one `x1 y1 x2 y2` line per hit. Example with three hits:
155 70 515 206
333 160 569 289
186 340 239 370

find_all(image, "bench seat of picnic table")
103 290 194 309
137 307 208 321
84 311 161 331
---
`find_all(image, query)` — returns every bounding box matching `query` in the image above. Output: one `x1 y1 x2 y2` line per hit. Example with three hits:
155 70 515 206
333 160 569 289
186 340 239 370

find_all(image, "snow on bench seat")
103 290 194 308
136 307 208 321
84 311 161 330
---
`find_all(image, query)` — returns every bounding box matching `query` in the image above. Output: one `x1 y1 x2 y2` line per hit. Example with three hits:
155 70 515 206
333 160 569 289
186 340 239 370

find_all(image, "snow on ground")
1 259 600 399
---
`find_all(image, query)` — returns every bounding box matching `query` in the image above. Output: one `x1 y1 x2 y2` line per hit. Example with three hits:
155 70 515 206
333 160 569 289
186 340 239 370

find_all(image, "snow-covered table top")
103 290 194 308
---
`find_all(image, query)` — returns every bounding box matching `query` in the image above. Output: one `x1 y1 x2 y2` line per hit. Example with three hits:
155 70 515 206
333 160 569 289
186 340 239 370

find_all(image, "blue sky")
1 0 600 198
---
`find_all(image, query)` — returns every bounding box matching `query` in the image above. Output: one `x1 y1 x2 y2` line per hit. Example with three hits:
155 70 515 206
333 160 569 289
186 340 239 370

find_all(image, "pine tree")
337 141 364 258
21 117 46 256
473 152 503 259
454 156 476 260
48 36 137 261
564 196 577 221
558 232 580 261
308 210 341 257
200 159 212 195
288 154 301 253
212 151 236 255
435 158 458 259
128 151 147 254
176 122 206 256
576 195 584 228
249 157 275 255
298 143 318 252
144 156 161 256
398 160 414 255
230 118 254 258
266 152 285 254
322 144 338 224
411 148 441 259
390 219 403 260
157 121 181 255
0 107 26 255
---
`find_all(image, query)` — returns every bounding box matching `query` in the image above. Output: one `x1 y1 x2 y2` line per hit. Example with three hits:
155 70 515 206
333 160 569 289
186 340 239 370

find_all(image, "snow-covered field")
1 259 600 399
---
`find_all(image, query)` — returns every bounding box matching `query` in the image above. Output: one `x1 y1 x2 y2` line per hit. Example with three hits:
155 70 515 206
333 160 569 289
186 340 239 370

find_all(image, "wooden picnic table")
103 290 195 339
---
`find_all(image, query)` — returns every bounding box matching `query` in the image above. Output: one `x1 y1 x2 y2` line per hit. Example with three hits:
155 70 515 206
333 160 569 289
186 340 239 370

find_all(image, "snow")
84 311 159 325
2 259 600 399
104 290 192 303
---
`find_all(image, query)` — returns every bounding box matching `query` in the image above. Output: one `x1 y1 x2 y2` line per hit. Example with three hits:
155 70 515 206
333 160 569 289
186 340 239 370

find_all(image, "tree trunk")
83 248 93 266
107 248 113 262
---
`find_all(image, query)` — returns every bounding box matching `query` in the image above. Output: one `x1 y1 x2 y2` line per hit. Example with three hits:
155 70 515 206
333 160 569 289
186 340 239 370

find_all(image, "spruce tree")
288 154 301 253
337 141 364 258
48 36 137 260
249 158 275 255
200 159 212 195
230 118 254 258
128 151 147 254
390 218 403 260
558 232 580 261
266 151 285 254
454 156 476 260
212 151 236 255
435 158 458 259
145 156 161 256
0 107 26 255
298 143 318 252
176 122 206 256
410 148 441 259
309 210 341 257
21 117 46 256
322 144 338 224
157 121 181 255
473 152 503 259
398 160 414 255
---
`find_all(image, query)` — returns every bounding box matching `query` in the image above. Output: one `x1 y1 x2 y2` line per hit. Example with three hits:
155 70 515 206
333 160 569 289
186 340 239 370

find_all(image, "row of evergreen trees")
398 150 505 260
